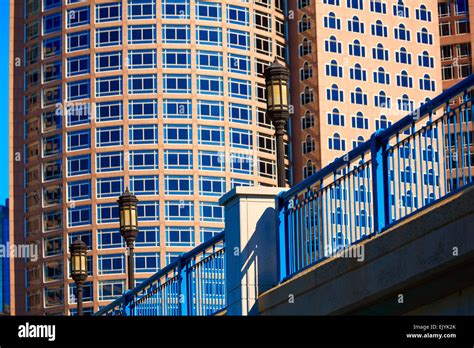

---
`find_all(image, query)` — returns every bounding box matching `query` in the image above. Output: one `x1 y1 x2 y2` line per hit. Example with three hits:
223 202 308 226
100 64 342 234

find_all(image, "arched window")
299 38 312 56
373 43 388 61
352 135 365 149
375 115 392 130
300 61 313 80
351 111 368 129
329 132 345 151
416 4 432 22
325 35 342 53
301 87 314 105
375 91 391 108
349 39 365 57
350 63 366 81
327 108 345 126
351 87 368 105
303 135 315 154
327 84 343 101
348 15 364 33
420 73 435 91
397 70 413 88
303 160 316 179
395 23 410 40
417 27 433 45
326 59 343 77
371 20 387 37
374 66 390 84
299 14 311 32
298 0 311 9
301 110 314 129
396 46 412 64
324 12 341 29
393 0 409 17
418 50 434 68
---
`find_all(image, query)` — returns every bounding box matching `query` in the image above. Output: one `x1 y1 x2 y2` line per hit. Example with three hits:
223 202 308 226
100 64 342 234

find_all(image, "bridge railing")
278 75 474 281
95 232 225 316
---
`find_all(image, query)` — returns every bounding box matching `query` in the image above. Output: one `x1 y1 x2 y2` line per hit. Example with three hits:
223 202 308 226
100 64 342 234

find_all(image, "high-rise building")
438 0 473 89
0 199 9 314
288 0 443 184
10 0 286 315
437 0 474 191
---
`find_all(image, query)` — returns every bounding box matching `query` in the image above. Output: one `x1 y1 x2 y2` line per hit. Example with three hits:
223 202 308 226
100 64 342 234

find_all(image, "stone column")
219 187 286 315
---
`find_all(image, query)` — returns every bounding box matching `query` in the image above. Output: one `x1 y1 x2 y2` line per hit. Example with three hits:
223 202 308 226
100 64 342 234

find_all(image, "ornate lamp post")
69 238 87 316
265 58 290 187
118 188 139 290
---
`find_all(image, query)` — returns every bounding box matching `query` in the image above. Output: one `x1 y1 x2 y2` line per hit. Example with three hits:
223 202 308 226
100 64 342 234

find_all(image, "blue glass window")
227 29 249 50
128 74 157 94
97 203 120 224
96 76 122 97
162 25 190 43
166 227 194 247
129 100 158 119
135 253 160 273
43 37 62 58
98 254 125 275
164 150 192 169
199 176 225 197
198 126 224 146
68 180 91 201
96 27 122 47
163 49 191 69
164 175 193 195
228 54 250 74
67 155 91 176
198 100 224 120
199 151 224 171
67 31 89 52
129 0 156 19
130 176 159 195
67 80 90 101
67 55 89 77
227 5 249 25
165 201 193 221
163 124 192 144
67 129 90 151
96 152 123 173
68 205 92 227
96 52 122 72
196 26 222 45
96 126 123 147
163 74 191 93
197 75 223 95
96 3 122 23
97 177 124 198
197 51 223 71
67 7 89 28
162 0 189 19
43 13 61 35
129 125 158 144
129 50 157 69
96 102 123 122
128 25 156 44
130 150 159 170
196 1 221 21
138 201 160 221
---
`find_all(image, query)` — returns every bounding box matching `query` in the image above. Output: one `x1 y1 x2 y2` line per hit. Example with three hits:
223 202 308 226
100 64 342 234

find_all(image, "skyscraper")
288 0 443 184
438 0 473 89
10 0 286 315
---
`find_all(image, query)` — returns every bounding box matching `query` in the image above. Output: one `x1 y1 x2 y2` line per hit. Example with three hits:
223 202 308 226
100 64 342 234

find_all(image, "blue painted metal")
278 75 474 282
95 231 225 316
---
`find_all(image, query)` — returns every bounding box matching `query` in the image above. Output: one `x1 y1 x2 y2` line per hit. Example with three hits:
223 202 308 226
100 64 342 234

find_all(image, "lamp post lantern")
118 188 139 290
69 238 87 316
265 58 290 187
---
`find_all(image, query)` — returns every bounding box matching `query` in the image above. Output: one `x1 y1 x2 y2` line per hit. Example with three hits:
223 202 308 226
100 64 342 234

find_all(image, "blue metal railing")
95 232 225 316
278 75 474 281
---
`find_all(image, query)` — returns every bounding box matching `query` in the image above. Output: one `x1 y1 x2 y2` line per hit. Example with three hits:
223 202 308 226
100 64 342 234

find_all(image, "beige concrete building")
288 0 443 183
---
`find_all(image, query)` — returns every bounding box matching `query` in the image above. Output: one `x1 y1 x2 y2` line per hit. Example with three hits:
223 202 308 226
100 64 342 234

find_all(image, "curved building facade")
10 0 287 314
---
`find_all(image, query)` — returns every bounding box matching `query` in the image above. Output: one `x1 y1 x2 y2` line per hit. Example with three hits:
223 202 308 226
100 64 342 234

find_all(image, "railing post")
370 132 390 233
178 256 188 316
277 193 288 282
123 290 132 316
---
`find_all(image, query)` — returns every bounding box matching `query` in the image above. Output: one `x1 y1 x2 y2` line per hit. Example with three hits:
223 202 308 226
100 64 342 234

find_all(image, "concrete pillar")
219 187 286 316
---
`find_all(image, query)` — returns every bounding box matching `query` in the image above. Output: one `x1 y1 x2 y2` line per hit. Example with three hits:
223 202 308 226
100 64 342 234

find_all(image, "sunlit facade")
10 0 286 315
